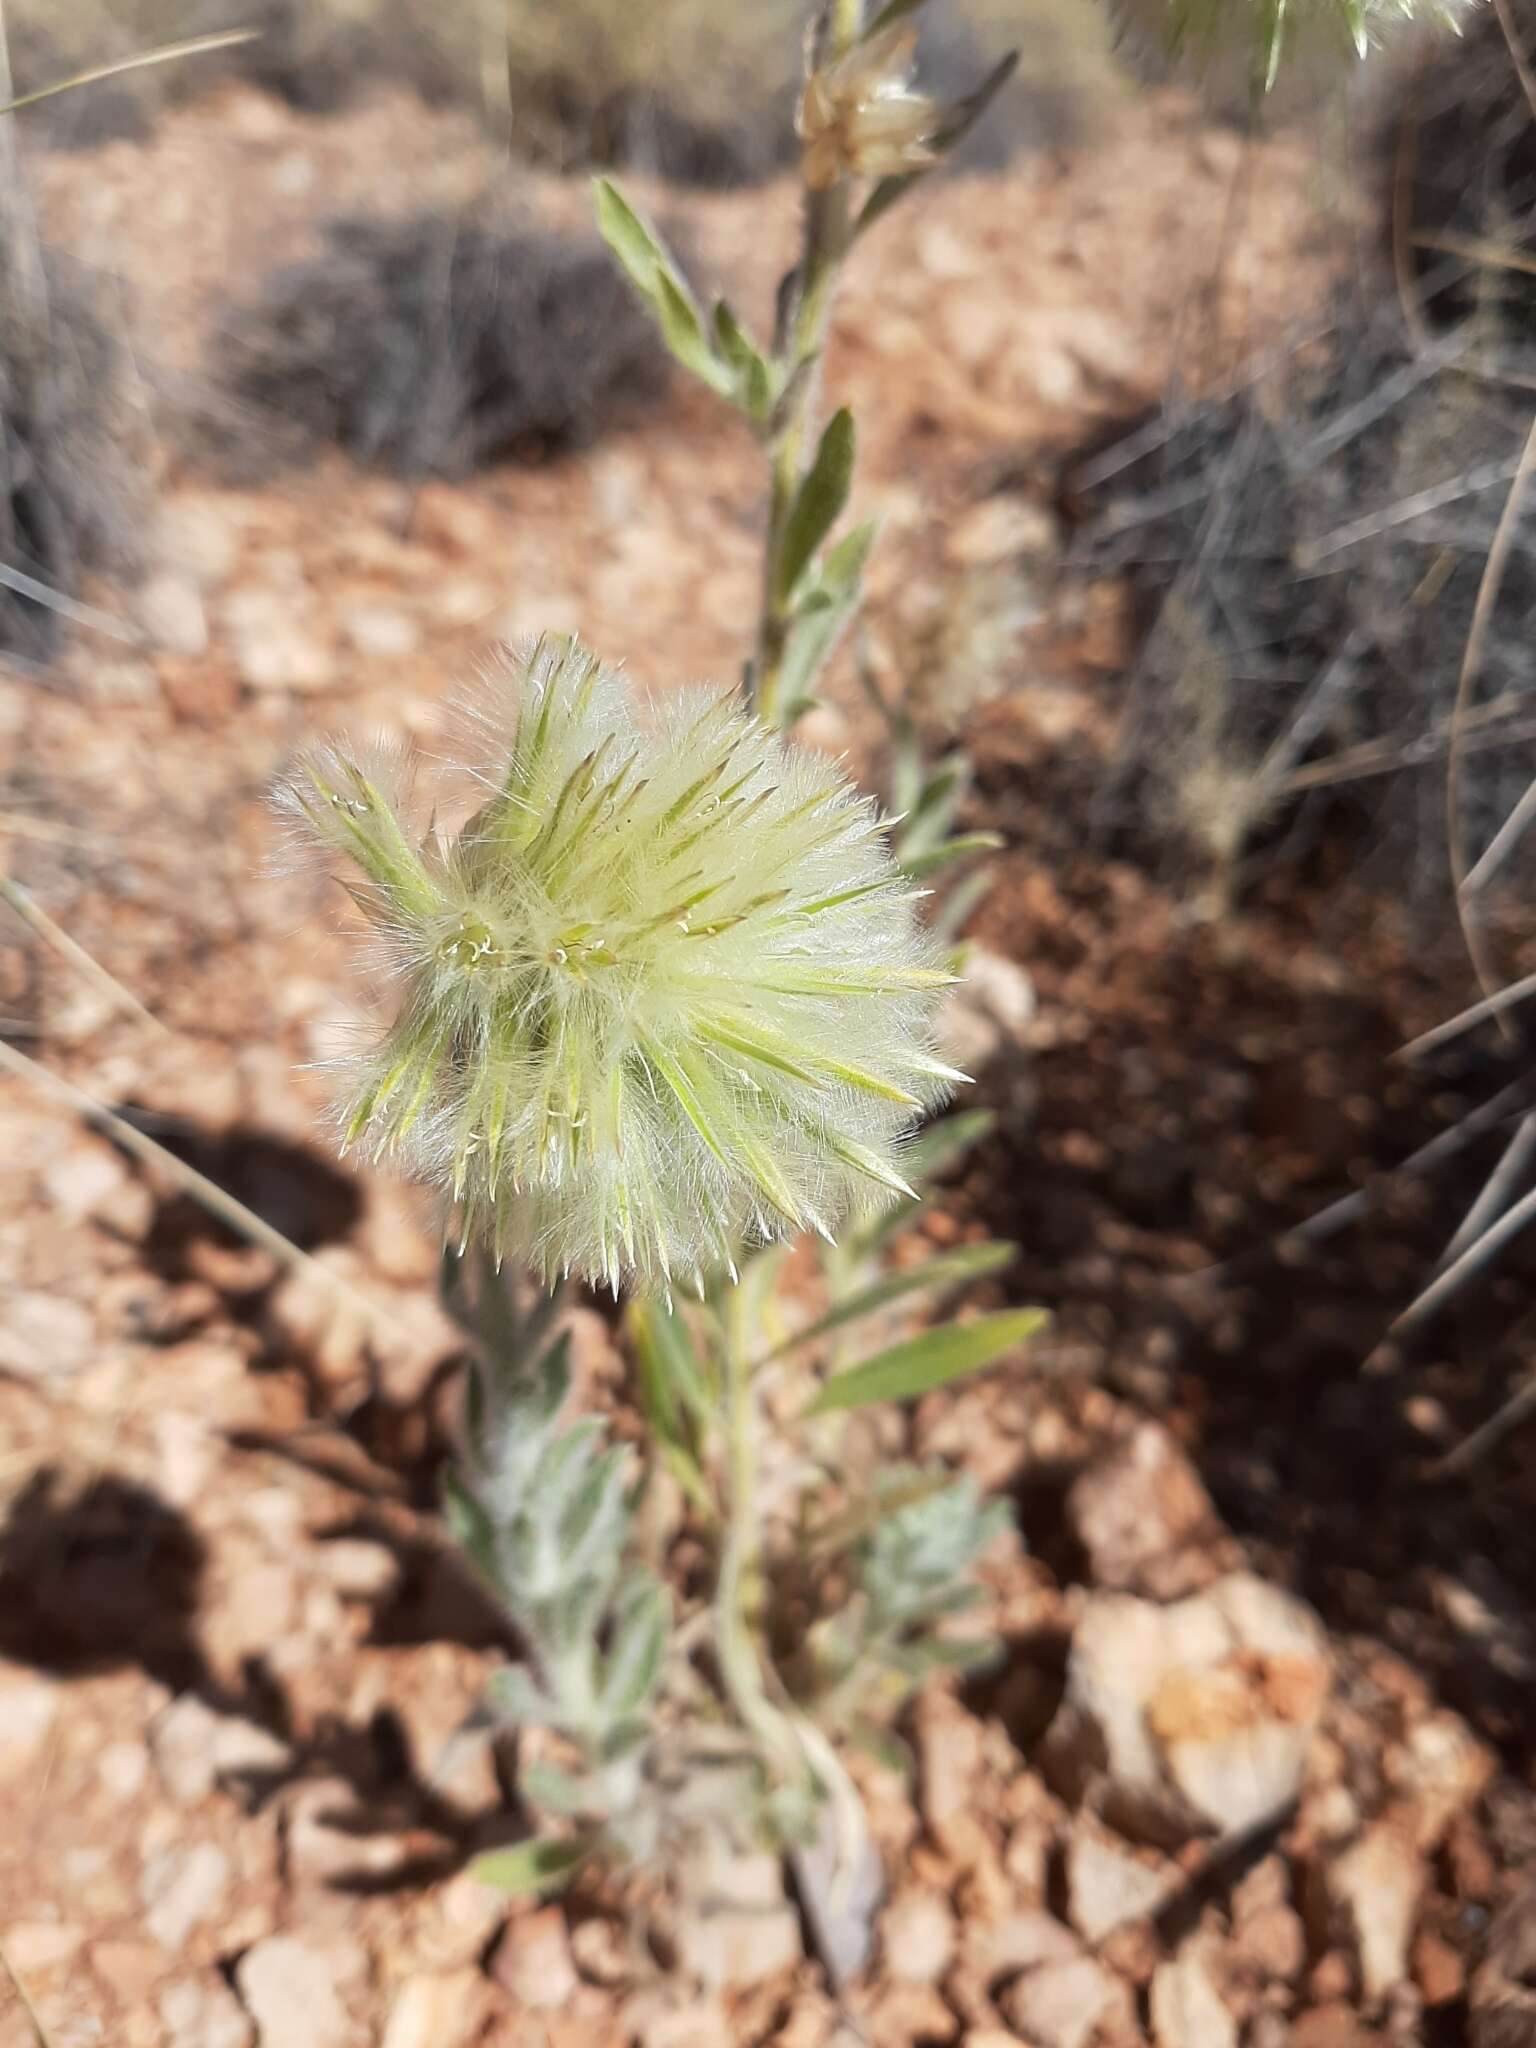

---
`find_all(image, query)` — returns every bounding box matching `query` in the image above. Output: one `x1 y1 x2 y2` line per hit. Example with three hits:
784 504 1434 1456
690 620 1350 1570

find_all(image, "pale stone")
150 1695 222 1805
339 605 420 660
0 1292 94 1378
1066 1422 1229 1599
142 1844 231 1953
1002 1956 1123 2048
139 572 209 656
880 1890 956 1986
1151 1944 1238 2048
4 1923 84 1972
1065 1824 1171 1942
1044 1572 1329 1842
379 1971 484 2048
235 1937 350 2048
0 1674 58 1778
492 1908 578 2012
161 1975 256 2048
1329 1819 1421 2002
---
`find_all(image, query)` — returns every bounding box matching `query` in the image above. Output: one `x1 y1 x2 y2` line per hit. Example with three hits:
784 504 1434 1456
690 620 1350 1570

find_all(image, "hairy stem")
752 0 865 731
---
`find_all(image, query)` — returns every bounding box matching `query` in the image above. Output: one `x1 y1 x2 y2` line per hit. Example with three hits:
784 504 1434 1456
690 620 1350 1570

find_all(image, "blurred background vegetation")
6 0 1123 172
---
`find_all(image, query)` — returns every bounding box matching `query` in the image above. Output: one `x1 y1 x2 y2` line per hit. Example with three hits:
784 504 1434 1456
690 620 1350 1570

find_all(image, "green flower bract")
279 638 958 1292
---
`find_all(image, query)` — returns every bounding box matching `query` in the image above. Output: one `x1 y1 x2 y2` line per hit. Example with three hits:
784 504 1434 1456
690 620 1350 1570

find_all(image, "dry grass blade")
1445 414 1536 1027
1436 1109 1536 1271
0 875 164 1034
0 562 136 641
1435 1365 1536 1476
1492 0 1536 124
0 1036 384 1332
1461 767 1536 896
1181 1080 1532 1284
1398 964 1536 1061
1412 229 1536 281
0 27 260 116
1391 1177 1536 1337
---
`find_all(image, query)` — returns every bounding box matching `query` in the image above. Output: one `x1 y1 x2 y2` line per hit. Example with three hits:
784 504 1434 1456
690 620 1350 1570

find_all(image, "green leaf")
776 516 876 721
655 270 734 397
805 1308 1048 1417
628 1296 712 1429
484 1666 549 1726
520 1761 597 1816
929 864 995 946
593 177 674 301
819 517 877 596
601 1579 669 1717
593 178 731 398
442 1472 499 1589
778 409 857 603
768 1241 1015 1360
472 1835 591 1897
713 300 773 420
888 1634 1000 1678
903 1109 995 1183
901 832 1005 879
846 1717 917 1780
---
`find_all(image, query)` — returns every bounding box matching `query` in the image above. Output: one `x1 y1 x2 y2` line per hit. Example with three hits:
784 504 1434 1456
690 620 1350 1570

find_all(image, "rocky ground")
1 70 1534 2048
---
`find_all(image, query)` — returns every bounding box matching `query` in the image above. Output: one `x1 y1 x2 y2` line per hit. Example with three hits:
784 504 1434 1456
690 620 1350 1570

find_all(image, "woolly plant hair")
278 638 957 1292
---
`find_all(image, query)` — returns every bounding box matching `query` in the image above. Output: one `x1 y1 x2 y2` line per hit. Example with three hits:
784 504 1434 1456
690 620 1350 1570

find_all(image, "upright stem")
714 1277 809 1791
752 0 865 732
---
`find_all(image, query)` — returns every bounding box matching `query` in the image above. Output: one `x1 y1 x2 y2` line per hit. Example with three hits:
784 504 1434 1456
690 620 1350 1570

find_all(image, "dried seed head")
798 24 943 191
278 637 958 1292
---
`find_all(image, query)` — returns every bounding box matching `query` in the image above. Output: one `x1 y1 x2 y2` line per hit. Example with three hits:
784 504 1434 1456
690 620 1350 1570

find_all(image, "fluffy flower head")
279 638 957 1291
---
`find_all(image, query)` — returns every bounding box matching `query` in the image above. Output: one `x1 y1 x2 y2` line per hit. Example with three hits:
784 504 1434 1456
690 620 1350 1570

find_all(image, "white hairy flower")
277 637 958 1292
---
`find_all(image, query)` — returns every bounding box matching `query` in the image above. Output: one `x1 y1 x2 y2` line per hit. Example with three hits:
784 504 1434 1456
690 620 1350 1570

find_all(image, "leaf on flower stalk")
805 1307 1048 1415
769 1240 1014 1359
779 408 857 601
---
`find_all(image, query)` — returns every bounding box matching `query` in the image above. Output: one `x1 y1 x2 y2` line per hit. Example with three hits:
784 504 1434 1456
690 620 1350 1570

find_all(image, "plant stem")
714 1278 809 1792
752 0 865 731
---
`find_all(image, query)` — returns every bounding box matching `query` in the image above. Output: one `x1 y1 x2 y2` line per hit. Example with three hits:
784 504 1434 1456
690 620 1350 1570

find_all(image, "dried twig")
0 1036 383 1331
1398 964 1536 1061
1391 1177 1536 1337
1461 766 1536 897
0 28 259 117
0 876 164 1034
1435 1365 1536 1475
1437 1110 1536 1271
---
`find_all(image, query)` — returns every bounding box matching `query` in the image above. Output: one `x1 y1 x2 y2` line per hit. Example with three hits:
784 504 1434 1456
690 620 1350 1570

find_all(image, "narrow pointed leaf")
901 831 1005 878
472 1834 592 1896
805 1307 1048 1416
769 1241 1015 1359
779 408 857 601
